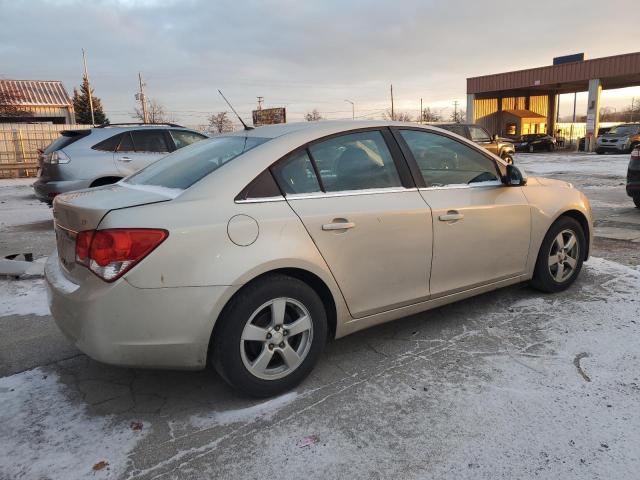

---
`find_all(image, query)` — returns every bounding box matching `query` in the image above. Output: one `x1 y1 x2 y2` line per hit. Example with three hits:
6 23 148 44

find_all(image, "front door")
272 130 432 318
395 128 530 297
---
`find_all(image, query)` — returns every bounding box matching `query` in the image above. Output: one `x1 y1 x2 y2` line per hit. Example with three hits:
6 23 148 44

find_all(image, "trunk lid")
52 183 178 274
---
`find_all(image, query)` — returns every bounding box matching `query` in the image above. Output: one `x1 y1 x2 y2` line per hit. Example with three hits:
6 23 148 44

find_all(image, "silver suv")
33 123 208 203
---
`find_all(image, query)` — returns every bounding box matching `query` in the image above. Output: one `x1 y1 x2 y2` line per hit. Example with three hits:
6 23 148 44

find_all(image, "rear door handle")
322 221 355 231
118 156 132 162
438 211 464 222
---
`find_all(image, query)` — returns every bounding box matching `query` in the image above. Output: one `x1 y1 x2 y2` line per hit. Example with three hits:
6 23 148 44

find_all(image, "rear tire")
596 149 605 155
634 197 640 209
530 217 586 293
211 274 327 397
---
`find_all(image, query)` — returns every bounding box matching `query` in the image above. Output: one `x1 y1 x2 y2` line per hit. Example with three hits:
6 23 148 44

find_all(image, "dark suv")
33 123 208 203
435 123 515 163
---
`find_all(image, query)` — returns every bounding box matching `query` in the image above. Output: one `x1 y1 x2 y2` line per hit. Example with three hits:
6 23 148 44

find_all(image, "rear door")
114 129 170 175
272 129 433 318
394 127 530 298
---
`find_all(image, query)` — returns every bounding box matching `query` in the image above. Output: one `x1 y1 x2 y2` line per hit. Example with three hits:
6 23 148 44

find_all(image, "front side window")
271 150 321 194
170 130 207 150
131 129 169 153
308 130 401 192
469 126 491 142
399 130 499 187
125 135 269 190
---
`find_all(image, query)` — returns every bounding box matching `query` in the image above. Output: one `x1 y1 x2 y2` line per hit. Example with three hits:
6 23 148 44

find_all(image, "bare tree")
449 108 466 123
133 98 173 124
420 107 441 123
208 111 234 134
383 109 414 122
304 109 323 121
0 85 32 118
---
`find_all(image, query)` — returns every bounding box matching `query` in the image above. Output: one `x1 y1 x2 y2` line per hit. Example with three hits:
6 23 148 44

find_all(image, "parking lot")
1 151 639 479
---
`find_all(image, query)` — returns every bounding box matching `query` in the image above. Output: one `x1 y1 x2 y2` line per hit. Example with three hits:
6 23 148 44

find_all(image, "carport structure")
466 52 640 150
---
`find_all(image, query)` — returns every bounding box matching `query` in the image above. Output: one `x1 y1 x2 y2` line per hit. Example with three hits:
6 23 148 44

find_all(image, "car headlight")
44 150 71 164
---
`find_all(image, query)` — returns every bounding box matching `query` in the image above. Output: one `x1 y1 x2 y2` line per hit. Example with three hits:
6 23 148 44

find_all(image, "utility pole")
453 100 459 122
390 84 395 121
420 98 423 124
631 97 635 122
257 96 264 110
138 72 148 123
344 99 354 120
81 49 95 125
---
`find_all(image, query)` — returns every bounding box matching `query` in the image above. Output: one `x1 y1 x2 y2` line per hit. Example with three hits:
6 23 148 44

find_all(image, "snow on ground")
514 151 629 177
0 178 52 228
0 277 49 317
0 368 150 480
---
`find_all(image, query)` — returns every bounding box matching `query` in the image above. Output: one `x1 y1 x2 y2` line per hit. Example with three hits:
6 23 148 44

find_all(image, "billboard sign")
252 107 286 126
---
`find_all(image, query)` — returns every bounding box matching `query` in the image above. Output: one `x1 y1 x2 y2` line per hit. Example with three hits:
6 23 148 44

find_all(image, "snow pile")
0 368 149 480
0 277 50 317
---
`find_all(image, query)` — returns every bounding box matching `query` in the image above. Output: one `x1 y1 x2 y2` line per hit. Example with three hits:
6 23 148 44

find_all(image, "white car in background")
46 121 593 397
33 123 208 203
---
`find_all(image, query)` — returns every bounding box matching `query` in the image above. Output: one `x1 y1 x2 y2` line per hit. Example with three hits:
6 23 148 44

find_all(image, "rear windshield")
44 130 90 153
124 135 269 190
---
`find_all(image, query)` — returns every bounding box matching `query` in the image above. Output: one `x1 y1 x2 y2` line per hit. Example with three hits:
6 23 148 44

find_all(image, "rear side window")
170 130 207 149
131 130 169 153
92 133 122 152
272 150 321 194
125 136 269 190
399 130 499 187
469 126 491 142
117 132 135 152
44 130 90 153
309 130 401 192
439 125 467 138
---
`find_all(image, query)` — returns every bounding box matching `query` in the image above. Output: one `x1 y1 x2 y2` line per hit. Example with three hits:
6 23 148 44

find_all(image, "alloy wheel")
547 229 579 282
240 297 313 380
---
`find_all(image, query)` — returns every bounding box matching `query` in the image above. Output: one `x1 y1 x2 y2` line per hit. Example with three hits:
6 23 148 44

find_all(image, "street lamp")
344 99 355 120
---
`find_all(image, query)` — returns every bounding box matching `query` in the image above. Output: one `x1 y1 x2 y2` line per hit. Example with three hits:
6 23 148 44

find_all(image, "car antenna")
218 89 253 131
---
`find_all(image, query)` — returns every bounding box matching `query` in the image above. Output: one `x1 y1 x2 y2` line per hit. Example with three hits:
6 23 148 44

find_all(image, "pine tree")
73 77 108 125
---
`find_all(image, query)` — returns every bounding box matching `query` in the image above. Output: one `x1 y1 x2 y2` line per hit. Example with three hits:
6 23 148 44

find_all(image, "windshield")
608 125 639 136
124 135 269 190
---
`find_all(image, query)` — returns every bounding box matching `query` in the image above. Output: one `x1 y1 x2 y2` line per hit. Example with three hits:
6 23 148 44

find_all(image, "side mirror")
492 133 499 141
506 164 527 186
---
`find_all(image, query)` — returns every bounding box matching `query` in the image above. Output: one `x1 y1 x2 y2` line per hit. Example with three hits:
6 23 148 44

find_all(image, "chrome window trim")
418 180 504 191
234 196 286 204
286 187 417 200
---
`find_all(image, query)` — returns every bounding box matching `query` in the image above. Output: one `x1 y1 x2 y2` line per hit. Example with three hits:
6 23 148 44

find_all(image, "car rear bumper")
33 178 91 203
45 251 233 370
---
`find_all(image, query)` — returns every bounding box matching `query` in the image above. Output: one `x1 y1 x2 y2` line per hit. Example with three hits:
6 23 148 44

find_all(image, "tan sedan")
46 121 593 396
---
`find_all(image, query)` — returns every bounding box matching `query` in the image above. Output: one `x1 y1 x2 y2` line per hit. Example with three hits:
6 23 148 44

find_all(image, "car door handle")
118 156 132 162
439 211 464 222
322 221 355 231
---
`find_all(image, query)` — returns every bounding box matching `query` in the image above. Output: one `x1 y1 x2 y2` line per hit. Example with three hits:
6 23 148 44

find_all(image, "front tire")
211 274 327 397
530 217 586 293
528 145 534 153
633 197 640 209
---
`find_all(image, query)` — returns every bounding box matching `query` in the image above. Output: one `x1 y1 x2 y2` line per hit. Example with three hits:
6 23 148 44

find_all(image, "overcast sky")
1 0 639 126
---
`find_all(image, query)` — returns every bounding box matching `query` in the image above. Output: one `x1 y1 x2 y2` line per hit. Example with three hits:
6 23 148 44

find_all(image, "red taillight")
75 228 168 282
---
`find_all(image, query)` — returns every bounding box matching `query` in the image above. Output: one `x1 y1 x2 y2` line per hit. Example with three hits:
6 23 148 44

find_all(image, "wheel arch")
206 267 338 366
89 175 123 187
554 209 591 260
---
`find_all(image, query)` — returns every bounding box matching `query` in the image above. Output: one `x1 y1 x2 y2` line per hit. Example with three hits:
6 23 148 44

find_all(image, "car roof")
233 120 433 140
